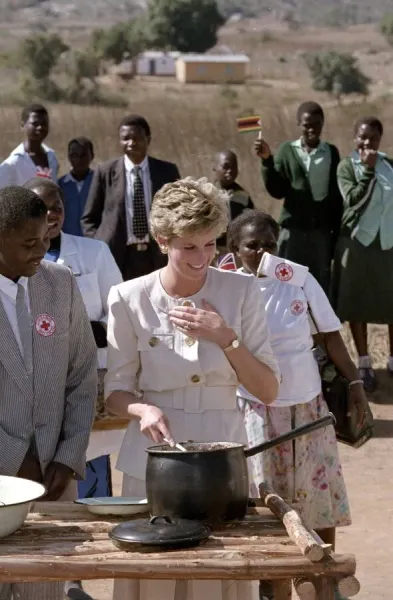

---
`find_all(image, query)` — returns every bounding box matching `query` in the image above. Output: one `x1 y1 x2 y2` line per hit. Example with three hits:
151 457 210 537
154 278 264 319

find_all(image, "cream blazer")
105 267 279 409
105 267 280 479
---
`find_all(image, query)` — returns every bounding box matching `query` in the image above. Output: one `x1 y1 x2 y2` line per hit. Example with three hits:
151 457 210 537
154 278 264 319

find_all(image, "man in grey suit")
0 186 97 600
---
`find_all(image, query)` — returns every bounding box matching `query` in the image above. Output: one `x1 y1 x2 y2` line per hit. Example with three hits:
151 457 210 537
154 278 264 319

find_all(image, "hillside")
1 0 393 26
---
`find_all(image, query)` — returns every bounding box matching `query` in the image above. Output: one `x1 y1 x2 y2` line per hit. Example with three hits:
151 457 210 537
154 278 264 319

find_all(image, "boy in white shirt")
0 104 58 187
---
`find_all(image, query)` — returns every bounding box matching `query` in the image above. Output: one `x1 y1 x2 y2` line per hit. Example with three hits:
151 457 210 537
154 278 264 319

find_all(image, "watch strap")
223 336 240 353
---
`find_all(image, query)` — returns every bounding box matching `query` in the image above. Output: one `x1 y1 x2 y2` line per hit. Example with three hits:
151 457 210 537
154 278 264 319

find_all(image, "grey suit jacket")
0 261 97 478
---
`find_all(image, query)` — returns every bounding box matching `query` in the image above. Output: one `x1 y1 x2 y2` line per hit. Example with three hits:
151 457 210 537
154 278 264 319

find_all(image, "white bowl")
0 476 46 538
75 496 148 516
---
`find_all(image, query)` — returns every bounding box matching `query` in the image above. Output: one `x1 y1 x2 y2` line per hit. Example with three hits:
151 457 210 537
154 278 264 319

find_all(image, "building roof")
139 51 181 59
178 54 250 63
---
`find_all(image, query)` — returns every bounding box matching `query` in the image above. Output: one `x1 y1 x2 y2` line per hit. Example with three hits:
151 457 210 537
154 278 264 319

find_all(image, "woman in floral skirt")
228 209 369 599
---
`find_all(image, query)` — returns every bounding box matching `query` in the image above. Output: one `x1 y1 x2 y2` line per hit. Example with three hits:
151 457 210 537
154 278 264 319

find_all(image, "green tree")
304 51 370 100
147 0 225 53
19 33 68 80
381 14 393 46
18 33 68 102
90 20 147 64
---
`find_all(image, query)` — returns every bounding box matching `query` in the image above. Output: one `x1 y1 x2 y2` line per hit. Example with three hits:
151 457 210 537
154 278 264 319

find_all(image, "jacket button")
149 336 159 347
181 300 195 307
191 374 200 383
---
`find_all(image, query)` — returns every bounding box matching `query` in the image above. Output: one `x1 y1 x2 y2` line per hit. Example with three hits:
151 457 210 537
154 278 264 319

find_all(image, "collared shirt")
0 143 59 187
291 138 332 202
124 155 152 245
351 151 393 249
237 268 341 407
62 172 85 193
59 170 94 237
0 274 29 355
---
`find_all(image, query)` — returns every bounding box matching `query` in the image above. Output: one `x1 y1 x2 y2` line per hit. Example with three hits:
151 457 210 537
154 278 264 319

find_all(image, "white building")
136 51 181 76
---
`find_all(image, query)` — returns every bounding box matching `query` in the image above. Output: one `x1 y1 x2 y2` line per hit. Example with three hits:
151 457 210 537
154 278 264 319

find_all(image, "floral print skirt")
240 394 351 530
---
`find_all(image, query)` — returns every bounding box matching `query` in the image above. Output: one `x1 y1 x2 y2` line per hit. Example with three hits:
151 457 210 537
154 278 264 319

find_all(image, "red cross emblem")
275 262 294 282
291 300 305 316
35 314 56 337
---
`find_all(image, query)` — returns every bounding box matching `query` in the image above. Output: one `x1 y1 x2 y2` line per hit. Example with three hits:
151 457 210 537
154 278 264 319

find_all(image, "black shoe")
65 582 95 600
359 367 377 393
259 580 274 600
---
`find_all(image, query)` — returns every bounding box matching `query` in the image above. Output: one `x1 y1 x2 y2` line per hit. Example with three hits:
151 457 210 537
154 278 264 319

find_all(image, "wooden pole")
310 530 332 555
337 575 361 597
315 576 335 600
259 483 324 562
293 577 316 600
272 579 292 600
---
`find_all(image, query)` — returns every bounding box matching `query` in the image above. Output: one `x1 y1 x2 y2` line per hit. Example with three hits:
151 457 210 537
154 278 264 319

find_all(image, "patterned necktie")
132 166 149 239
16 283 33 374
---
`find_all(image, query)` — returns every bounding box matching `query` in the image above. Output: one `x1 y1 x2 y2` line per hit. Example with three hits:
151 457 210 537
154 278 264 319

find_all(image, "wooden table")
0 502 357 600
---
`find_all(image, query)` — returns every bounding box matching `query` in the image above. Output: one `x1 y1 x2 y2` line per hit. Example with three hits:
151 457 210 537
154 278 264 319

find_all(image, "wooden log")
337 575 361 597
0 553 356 583
259 483 324 562
293 577 316 600
315 576 335 600
310 530 332 555
272 579 292 600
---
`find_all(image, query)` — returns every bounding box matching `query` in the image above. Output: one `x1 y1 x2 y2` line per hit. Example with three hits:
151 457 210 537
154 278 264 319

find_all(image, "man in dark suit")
81 114 180 280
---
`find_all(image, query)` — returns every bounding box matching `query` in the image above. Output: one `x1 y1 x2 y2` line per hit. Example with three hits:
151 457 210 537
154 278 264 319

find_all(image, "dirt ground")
84 324 393 599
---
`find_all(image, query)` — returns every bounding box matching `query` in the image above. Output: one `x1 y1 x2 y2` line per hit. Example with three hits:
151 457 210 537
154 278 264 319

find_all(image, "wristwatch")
223 336 240 353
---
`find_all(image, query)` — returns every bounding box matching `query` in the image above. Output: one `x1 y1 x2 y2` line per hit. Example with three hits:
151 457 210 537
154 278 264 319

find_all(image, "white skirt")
113 475 259 600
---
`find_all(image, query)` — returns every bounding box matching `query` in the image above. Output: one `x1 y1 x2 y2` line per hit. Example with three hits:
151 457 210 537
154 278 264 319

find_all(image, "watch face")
233 339 240 348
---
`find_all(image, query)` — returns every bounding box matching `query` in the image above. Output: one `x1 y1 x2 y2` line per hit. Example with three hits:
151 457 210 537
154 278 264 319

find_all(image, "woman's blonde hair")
150 177 229 241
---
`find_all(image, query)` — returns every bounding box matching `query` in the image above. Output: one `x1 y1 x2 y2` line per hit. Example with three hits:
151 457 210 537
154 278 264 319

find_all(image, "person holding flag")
253 101 342 294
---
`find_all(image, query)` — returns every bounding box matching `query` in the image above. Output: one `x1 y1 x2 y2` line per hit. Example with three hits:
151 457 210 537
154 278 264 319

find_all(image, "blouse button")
181 300 195 307
191 374 200 383
149 336 159 347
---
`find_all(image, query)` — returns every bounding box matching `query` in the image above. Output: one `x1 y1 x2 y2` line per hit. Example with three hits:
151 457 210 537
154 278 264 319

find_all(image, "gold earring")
161 246 168 254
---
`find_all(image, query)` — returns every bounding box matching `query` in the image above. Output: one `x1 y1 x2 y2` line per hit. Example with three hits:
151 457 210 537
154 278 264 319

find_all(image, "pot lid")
109 515 210 547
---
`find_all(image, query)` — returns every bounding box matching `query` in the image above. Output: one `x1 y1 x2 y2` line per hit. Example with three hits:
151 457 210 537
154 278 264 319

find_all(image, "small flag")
257 253 308 287
217 253 237 271
237 115 262 134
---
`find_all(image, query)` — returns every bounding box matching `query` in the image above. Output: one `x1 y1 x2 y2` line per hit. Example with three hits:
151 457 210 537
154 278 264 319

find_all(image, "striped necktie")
16 283 33 374
132 166 149 239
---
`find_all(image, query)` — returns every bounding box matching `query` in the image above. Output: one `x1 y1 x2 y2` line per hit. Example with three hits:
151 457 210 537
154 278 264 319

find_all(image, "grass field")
0 20 392 217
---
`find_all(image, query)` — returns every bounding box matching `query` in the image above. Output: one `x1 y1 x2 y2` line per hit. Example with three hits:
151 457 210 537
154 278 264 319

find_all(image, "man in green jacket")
254 101 343 293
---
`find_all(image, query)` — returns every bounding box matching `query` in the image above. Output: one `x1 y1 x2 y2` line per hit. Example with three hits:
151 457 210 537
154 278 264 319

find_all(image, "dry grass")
0 21 392 219
0 86 392 218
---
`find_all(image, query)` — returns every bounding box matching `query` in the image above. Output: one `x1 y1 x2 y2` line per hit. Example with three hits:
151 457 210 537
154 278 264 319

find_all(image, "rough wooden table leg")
337 575 361 597
293 577 316 600
272 579 292 600
315 576 335 600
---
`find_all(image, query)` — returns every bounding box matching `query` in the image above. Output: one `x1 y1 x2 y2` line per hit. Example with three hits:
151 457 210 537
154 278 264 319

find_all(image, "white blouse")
105 268 280 479
105 267 280 406
238 270 341 407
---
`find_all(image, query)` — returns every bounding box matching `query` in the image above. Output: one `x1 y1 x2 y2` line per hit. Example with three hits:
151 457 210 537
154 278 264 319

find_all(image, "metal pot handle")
149 515 173 525
244 412 336 459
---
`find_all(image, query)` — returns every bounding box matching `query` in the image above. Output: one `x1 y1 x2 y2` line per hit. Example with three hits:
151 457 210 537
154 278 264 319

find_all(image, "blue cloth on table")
78 455 113 498
59 170 94 237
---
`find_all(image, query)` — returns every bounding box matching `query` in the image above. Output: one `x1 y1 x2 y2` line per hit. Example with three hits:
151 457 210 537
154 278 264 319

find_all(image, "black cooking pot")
146 413 335 522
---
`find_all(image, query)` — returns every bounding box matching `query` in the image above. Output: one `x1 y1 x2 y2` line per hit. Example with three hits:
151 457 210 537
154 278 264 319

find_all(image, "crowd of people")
0 97 384 600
